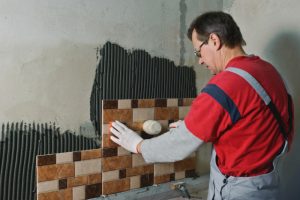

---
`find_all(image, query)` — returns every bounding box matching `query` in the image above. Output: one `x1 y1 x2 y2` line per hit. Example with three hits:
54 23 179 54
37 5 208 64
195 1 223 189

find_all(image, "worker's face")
191 30 219 75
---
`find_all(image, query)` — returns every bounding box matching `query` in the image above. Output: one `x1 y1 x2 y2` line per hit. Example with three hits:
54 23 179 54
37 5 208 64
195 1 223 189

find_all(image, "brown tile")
103 100 118 109
155 99 167 107
140 173 154 187
102 133 119 148
154 174 172 184
102 155 132 172
132 154 147 167
73 151 81 161
178 98 184 106
126 165 154 177
67 175 88 187
38 188 72 200
102 148 118 157
131 99 138 108
85 183 102 199
154 163 174 176
170 173 175 181
175 171 185 180
185 169 197 178
119 169 127 179
102 178 130 195
103 109 133 124
154 107 179 120
37 163 74 182
88 173 102 185
37 154 56 166
183 98 194 106
174 157 196 172
128 121 144 132
81 149 101 160
59 179 67 190
117 147 131 156
138 99 155 108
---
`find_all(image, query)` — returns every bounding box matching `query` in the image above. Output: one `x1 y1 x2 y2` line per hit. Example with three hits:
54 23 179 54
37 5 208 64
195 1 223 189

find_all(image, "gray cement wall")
225 0 300 198
0 0 222 133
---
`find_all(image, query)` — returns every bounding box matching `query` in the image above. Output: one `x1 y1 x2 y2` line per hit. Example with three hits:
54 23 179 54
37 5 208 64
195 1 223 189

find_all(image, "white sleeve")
140 120 204 163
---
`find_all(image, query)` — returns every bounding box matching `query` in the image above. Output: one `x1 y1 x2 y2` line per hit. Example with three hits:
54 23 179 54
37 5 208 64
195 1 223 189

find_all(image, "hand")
110 121 143 154
169 120 183 128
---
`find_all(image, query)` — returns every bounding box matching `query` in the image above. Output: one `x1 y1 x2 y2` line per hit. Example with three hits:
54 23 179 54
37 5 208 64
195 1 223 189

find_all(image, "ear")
210 33 222 50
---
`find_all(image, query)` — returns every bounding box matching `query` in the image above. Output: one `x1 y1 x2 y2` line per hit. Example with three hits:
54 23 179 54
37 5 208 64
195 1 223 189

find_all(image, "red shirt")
185 55 294 176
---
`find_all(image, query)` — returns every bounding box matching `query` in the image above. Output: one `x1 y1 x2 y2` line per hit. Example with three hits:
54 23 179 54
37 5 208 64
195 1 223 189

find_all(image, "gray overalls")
207 67 291 200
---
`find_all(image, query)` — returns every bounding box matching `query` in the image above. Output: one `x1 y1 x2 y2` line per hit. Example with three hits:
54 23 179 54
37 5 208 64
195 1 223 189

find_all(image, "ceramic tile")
185 169 197 178
59 179 68 189
178 99 184 106
73 151 81 161
37 180 58 194
37 154 56 166
119 169 126 179
38 188 72 200
132 108 154 121
167 99 178 107
154 174 174 184
132 154 147 167
174 156 196 172
102 155 132 172
183 98 194 106
102 124 110 134
138 99 155 108
117 147 131 156
155 99 167 107
154 163 174 176
103 100 118 109
158 120 170 132
81 149 101 160
102 178 130 195
175 171 185 180
130 175 141 189
56 152 73 164
102 148 118 157
128 121 144 132
85 183 102 199
103 109 133 124
73 185 85 200
140 173 154 187
118 100 132 109
75 159 101 176
102 170 119 182
102 133 119 148
154 107 179 120
88 173 102 185
126 165 154 177
67 176 88 188
179 106 190 119
38 163 75 182
131 99 138 108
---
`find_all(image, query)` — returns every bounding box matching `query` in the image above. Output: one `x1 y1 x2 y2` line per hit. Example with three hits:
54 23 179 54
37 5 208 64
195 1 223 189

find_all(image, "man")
110 11 294 200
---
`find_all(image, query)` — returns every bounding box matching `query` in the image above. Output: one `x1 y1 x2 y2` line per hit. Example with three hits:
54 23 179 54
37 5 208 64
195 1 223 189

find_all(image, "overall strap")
226 67 291 142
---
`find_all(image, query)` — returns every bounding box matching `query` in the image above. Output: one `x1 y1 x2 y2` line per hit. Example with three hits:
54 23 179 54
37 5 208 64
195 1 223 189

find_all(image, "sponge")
143 120 162 135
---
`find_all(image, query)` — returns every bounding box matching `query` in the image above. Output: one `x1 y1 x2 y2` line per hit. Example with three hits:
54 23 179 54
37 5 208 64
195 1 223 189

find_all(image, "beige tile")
167 99 178 107
102 170 119 182
73 185 85 200
179 106 190 119
56 152 73 164
37 180 58 194
118 147 131 156
118 100 132 109
102 124 110 135
154 163 174 176
133 108 154 121
175 171 185 180
130 175 141 189
75 159 101 176
132 154 147 167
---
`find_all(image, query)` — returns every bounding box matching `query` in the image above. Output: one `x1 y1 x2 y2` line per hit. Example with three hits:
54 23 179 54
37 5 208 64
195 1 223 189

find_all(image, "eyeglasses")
194 40 207 58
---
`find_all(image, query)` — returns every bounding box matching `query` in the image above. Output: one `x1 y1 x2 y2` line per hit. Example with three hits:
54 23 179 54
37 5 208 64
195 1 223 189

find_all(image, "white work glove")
169 120 183 128
110 120 143 154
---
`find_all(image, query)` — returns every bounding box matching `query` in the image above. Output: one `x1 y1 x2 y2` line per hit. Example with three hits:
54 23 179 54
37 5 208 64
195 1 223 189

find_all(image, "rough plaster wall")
224 0 300 198
0 0 222 133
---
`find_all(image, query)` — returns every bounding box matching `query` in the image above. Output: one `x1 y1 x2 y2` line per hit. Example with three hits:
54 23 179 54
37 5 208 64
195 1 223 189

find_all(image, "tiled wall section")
102 98 197 195
36 98 197 199
36 149 102 200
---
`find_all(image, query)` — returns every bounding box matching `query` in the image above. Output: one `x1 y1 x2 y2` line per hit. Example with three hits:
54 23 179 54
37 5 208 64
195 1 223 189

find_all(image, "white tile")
133 108 154 121
102 170 119 182
75 159 101 176
73 185 85 200
37 180 58 194
118 100 132 109
56 152 73 164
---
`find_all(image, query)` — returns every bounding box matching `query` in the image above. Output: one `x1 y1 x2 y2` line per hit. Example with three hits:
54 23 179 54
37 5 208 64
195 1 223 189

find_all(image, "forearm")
139 121 203 163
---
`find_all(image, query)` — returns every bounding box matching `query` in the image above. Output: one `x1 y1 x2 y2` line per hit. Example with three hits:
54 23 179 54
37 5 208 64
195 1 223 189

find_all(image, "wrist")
136 140 143 154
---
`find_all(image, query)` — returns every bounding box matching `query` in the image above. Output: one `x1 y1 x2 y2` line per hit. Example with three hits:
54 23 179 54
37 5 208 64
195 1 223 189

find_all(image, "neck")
220 46 246 70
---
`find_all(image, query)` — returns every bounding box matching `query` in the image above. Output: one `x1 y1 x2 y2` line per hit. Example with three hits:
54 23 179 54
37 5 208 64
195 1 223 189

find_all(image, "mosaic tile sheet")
102 98 196 195
36 149 102 200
